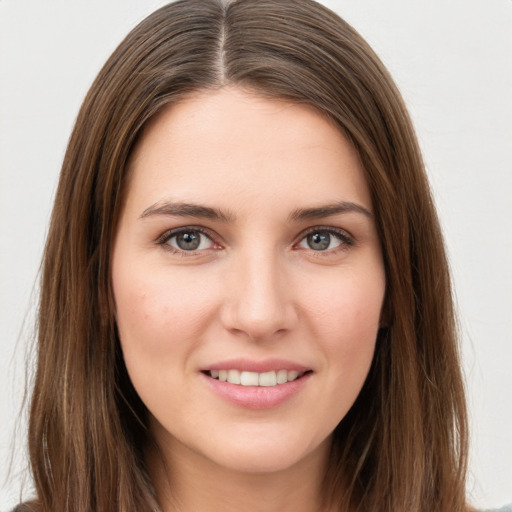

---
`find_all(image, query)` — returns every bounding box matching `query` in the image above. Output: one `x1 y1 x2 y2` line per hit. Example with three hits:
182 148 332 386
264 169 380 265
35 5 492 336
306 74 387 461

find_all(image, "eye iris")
307 232 330 250
176 231 201 250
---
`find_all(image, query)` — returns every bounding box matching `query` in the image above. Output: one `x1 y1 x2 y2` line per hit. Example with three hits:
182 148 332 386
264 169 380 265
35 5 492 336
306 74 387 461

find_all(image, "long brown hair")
21 0 468 511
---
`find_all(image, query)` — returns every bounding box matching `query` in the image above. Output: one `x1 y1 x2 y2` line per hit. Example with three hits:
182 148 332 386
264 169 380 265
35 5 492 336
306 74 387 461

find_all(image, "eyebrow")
139 200 372 223
139 201 235 222
288 201 373 221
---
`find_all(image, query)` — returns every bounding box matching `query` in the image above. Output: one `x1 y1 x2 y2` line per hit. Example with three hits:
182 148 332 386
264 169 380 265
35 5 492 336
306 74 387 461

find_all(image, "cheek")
305 268 384 342
112 261 217 375
112 264 220 421
303 268 384 393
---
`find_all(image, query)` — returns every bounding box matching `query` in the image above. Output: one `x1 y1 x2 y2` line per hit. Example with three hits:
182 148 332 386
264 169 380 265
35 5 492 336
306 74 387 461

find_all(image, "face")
112 87 386 476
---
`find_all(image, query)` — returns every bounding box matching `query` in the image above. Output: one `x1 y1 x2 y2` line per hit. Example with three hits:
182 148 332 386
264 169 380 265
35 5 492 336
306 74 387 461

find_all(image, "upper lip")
201 358 311 373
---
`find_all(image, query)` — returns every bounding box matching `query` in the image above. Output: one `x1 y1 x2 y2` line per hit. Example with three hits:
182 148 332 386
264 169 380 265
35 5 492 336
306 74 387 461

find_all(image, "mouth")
203 369 312 387
201 361 313 409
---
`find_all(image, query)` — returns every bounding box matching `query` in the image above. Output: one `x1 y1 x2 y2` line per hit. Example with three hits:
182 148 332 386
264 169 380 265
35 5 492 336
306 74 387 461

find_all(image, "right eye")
162 228 215 252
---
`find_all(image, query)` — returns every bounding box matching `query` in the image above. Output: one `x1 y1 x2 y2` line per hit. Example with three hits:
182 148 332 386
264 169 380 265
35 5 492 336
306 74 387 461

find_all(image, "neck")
147 434 335 512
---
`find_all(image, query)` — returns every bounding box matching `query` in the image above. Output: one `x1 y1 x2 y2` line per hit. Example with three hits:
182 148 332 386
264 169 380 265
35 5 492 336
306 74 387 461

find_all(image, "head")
29 1 467 511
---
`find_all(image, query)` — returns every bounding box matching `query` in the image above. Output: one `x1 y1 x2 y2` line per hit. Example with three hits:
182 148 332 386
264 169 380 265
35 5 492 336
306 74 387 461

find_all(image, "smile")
206 369 308 387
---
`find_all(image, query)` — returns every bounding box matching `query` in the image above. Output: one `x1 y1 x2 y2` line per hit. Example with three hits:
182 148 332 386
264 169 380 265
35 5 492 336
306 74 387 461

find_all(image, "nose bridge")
222 244 296 340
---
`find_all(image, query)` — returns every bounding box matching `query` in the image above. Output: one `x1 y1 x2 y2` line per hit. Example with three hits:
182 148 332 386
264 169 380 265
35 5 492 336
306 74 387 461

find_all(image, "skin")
112 87 386 512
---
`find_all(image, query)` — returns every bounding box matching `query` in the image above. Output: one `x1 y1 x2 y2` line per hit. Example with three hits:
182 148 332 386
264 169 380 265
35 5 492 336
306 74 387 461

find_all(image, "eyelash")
156 226 217 255
297 226 355 254
156 225 355 256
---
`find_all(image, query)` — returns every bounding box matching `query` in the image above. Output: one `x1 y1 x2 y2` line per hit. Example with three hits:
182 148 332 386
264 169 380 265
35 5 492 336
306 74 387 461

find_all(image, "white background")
0 0 511 510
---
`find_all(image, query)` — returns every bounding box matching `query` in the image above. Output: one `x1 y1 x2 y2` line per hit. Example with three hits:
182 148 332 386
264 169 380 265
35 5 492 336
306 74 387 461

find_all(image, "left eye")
298 230 345 251
166 230 214 251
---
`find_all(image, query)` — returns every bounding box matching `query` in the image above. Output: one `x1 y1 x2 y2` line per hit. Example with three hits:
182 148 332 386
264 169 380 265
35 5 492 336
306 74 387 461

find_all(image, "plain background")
0 0 511 509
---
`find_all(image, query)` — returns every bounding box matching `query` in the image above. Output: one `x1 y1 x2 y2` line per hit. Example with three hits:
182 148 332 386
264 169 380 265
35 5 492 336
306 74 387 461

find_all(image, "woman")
13 0 478 510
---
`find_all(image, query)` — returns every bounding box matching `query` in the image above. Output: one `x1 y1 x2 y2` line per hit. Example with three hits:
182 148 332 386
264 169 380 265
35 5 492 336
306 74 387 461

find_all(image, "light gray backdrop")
1 0 511 509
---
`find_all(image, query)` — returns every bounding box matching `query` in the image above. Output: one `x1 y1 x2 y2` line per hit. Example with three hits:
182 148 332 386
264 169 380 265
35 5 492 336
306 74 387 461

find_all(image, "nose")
220 249 298 342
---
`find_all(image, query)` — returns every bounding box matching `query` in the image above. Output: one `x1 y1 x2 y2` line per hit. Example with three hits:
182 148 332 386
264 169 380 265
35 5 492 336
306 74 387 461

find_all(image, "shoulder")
8 504 40 512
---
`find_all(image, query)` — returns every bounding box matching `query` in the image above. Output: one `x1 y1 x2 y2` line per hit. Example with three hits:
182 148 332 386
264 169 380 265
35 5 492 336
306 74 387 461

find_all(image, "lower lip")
201 372 311 410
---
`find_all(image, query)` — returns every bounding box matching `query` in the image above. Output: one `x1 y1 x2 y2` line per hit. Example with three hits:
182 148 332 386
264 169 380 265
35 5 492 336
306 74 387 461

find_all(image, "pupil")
308 232 330 250
177 232 200 250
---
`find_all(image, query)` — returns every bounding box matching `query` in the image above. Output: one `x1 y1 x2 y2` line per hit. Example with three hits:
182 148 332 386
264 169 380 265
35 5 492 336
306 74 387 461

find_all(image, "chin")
215 450 303 474
192 428 332 476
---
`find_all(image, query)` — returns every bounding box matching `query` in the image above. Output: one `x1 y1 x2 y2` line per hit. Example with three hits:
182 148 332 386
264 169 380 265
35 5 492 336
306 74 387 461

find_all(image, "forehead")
125 87 372 217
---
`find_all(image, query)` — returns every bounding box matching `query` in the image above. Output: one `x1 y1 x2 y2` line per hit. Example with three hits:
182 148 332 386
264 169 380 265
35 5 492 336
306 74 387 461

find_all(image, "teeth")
228 369 241 384
208 369 306 386
240 371 258 386
259 371 277 387
276 369 288 384
287 370 299 381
